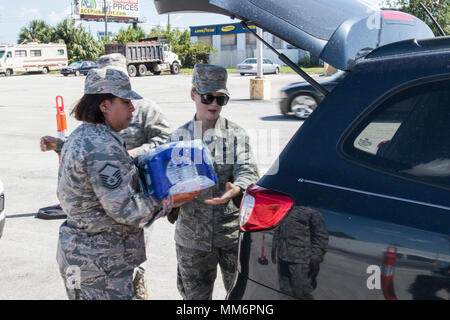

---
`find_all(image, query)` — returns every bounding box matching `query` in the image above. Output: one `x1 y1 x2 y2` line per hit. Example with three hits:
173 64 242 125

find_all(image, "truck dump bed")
105 42 164 63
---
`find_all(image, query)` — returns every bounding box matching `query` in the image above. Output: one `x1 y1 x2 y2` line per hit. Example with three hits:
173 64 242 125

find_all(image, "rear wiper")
241 21 329 97
420 2 446 36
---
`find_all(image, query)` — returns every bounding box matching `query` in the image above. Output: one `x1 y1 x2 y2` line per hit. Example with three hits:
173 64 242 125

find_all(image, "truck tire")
170 62 180 75
42 67 49 74
128 65 137 77
5 69 12 77
138 64 147 76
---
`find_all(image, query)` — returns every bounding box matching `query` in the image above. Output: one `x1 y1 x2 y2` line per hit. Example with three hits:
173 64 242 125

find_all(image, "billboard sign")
78 0 140 21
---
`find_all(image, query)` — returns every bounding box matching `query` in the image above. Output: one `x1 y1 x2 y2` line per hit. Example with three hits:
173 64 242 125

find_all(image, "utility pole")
167 14 171 31
256 27 263 78
104 0 108 41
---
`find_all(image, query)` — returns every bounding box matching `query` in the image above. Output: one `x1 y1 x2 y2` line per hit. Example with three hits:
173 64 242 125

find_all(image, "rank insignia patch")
99 164 122 189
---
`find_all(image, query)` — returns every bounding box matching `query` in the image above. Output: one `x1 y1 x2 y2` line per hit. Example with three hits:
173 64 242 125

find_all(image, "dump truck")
104 38 181 77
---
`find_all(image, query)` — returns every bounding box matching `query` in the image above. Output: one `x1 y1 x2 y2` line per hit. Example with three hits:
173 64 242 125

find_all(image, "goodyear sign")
79 0 140 18
190 23 256 37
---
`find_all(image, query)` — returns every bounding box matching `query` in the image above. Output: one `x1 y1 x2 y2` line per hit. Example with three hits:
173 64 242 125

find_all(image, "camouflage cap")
96 53 127 70
85 53 142 100
192 63 229 96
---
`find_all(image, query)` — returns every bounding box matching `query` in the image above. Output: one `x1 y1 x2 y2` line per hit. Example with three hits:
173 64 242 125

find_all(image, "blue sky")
0 0 236 45
0 0 385 45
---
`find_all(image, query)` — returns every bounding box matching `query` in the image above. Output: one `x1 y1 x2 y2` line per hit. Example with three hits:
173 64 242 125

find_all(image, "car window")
342 78 450 189
244 58 256 64
263 59 272 64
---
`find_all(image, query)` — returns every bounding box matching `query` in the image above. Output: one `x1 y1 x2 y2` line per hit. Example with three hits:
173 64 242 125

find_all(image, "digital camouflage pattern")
96 53 128 70
274 206 328 264
84 62 142 100
120 99 170 156
56 123 173 300
273 206 329 300
55 99 170 157
169 116 259 251
169 116 259 299
192 63 230 96
176 244 238 300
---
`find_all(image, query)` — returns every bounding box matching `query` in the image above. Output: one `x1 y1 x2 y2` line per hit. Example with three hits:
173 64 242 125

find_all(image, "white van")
0 42 68 76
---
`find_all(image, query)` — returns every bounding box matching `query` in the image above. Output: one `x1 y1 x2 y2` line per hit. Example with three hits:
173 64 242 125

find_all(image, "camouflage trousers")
59 265 135 300
278 260 314 300
176 244 238 300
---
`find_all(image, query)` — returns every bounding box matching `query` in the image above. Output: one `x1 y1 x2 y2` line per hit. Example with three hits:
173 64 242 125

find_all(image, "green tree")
382 0 450 36
54 18 104 62
147 27 215 67
113 26 146 43
17 20 55 44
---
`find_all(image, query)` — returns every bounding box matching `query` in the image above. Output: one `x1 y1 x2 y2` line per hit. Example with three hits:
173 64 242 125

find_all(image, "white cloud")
47 7 72 24
18 8 41 19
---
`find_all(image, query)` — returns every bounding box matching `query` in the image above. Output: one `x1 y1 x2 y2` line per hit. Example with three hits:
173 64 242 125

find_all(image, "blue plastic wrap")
136 139 218 199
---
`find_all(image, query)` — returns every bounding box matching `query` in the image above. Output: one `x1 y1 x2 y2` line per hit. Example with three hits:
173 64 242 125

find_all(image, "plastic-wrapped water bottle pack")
136 139 218 199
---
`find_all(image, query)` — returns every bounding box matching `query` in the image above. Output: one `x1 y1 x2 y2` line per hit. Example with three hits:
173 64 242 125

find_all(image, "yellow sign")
194 28 215 34
79 0 139 18
221 25 235 32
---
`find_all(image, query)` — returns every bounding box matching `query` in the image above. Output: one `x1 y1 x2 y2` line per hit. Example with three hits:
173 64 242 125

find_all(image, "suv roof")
155 0 434 70
365 36 450 60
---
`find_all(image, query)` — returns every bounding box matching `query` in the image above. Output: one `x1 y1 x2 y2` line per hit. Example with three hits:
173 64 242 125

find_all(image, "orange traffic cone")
36 96 67 220
56 95 67 162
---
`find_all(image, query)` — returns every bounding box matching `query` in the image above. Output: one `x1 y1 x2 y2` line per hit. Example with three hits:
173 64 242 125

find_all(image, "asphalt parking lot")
0 71 315 299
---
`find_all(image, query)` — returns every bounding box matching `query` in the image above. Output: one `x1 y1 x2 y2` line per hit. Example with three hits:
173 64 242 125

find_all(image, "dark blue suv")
156 0 450 300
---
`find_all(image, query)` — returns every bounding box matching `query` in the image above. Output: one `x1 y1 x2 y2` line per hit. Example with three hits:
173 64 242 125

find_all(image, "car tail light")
239 184 294 231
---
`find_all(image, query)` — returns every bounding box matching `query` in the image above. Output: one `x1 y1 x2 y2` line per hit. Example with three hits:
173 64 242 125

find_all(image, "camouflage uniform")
56 55 173 300
169 64 259 300
54 54 171 299
55 99 169 156
273 206 329 299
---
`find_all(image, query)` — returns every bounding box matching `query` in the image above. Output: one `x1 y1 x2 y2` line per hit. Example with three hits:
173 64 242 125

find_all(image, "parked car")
280 70 347 119
0 178 5 239
156 0 450 300
236 58 280 75
60 60 97 76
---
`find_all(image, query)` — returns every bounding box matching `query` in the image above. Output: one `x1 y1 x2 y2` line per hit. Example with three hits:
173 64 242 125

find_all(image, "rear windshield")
251 0 375 40
244 58 257 64
0 51 4 59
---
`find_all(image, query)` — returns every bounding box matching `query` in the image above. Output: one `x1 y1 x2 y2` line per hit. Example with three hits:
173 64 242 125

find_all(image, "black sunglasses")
196 91 230 106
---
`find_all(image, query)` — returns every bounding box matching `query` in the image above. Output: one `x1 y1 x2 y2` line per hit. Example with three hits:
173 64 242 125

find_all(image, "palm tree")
54 18 104 62
113 26 146 43
17 20 55 44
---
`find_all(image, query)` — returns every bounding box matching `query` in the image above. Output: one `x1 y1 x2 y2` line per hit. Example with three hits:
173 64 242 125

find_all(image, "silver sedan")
236 58 280 76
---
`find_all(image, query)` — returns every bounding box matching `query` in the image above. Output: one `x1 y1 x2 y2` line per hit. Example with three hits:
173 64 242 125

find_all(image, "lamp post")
103 0 110 41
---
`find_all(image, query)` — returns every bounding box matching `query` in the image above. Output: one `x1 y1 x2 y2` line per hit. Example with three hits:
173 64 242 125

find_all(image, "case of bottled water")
136 139 217 199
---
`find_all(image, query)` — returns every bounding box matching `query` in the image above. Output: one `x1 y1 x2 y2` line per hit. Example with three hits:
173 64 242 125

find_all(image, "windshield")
0 50 5 59
69 61 82 67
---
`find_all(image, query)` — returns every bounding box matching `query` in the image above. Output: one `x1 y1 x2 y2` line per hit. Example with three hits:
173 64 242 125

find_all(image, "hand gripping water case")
136 139 218 199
